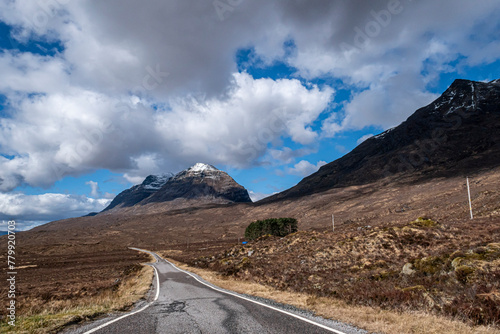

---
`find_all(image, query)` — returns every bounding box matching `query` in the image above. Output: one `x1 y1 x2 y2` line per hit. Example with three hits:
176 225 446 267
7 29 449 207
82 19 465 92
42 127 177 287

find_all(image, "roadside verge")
160 254 500 334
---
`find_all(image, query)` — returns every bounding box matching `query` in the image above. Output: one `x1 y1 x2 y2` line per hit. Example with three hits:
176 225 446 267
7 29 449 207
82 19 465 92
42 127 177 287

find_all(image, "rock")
401 263 416 275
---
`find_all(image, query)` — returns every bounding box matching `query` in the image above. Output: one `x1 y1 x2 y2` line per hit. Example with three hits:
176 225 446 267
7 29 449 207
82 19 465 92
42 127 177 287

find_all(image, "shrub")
455 265 475 284
244 218 298 240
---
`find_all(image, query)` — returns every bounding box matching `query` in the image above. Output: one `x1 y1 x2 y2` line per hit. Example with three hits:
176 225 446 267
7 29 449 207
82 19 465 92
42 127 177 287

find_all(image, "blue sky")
0 0 499 231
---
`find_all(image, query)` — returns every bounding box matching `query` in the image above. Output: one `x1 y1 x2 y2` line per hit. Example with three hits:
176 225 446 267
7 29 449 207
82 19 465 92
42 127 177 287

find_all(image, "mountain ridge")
102 173 174 211
261 78 500 203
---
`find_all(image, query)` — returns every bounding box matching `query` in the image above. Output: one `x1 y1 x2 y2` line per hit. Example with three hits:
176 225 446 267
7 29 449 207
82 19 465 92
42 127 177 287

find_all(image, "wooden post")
332 214 335 232
467 177 473 220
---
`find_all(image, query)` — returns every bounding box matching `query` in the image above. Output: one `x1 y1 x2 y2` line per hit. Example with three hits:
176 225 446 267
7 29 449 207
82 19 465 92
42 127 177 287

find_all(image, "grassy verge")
162 255 500 334
0 263 153 333
173 217 500 328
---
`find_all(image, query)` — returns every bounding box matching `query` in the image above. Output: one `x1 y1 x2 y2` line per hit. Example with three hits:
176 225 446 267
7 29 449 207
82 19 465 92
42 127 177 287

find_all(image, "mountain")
102 163 251 212
141 163 252 204
263 79 500 202
102 173 174 211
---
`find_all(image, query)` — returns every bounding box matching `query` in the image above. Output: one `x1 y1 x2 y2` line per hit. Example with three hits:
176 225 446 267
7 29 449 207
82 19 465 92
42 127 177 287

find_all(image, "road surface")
66 249 365 334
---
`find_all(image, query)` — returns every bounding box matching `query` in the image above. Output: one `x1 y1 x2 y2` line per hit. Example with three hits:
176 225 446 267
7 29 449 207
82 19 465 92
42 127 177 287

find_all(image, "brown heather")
0 251 153 333
166 216 500 330
165 257 500 334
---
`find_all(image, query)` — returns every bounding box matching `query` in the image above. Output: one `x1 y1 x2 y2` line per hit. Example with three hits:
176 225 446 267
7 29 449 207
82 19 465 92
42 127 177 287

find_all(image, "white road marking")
162 255 348 334
129 248 161 301
82 248 160 334
84 247 348 334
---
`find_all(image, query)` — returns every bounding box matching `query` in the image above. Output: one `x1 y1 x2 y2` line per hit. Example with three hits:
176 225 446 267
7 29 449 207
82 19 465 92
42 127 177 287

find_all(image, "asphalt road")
66 249 365 334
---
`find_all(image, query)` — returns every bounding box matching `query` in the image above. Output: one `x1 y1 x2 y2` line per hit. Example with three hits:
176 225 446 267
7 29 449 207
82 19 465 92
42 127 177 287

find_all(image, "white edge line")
162 255 348 334
84 247 348 334
82 248 160 334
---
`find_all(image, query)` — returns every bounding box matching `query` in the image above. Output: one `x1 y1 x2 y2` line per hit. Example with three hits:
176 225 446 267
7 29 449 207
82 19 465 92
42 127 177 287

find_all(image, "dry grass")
0 263 153 333
164 256 500 334
178 217 500 327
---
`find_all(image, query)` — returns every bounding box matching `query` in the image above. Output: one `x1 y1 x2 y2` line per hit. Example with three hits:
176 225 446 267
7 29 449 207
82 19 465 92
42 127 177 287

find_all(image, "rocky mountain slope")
103 173 174 211
263 79 500 202
141 163 252 204
102 163 251 213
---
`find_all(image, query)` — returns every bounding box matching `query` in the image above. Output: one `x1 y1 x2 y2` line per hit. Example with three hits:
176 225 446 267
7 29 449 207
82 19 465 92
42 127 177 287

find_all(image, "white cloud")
0 51 69 94
357 134 375 145
322 75 439 137
0 0 499 193
287 160 327 177
155 73 332 169
0 193 110 222
0 72 332 191
335 145 348 154
340 78 438 132
248 190 275 202
0 220 48 232
103 192 115 200
85 180 100 198
268 147 317 165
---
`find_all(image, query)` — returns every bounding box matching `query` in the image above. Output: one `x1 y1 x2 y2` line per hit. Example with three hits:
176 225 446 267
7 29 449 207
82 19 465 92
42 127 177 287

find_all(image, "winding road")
66 248 364 334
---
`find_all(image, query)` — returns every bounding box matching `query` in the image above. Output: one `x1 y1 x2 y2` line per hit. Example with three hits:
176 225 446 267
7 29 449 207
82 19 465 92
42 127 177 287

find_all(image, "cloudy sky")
1 0 499 231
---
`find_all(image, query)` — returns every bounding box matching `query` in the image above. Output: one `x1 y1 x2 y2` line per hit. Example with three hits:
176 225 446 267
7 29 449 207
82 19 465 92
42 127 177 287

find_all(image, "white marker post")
332 214 335 232
466 177 473 220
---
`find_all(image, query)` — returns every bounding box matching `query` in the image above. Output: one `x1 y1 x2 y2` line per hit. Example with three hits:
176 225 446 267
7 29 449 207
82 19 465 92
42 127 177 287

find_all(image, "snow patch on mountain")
143 173 174 190
188 163 218 173
434 89 456 110
374 127 395 139
470 82 476 110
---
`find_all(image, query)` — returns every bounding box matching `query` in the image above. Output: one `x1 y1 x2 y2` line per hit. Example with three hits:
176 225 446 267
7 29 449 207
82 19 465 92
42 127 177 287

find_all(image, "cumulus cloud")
248 190 275 202
0 72 332 191
0 193 110 223
85 180 100 198
287 160 327 177
155 73 332 168
357 134 375 145
267 146 318 165
0 0 499 192
327 77 439 135
0 220 47 232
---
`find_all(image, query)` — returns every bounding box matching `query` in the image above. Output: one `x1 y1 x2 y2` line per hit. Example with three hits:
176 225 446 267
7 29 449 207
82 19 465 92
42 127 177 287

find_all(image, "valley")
1 79 499 333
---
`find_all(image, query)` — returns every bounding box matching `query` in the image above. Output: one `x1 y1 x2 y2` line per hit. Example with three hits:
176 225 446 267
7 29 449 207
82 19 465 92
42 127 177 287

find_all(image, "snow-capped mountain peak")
102 162 251 212
188 163 218 173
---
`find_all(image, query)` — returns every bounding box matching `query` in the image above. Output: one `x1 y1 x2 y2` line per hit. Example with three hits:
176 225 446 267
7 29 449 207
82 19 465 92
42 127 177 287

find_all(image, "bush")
244 218 298 240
